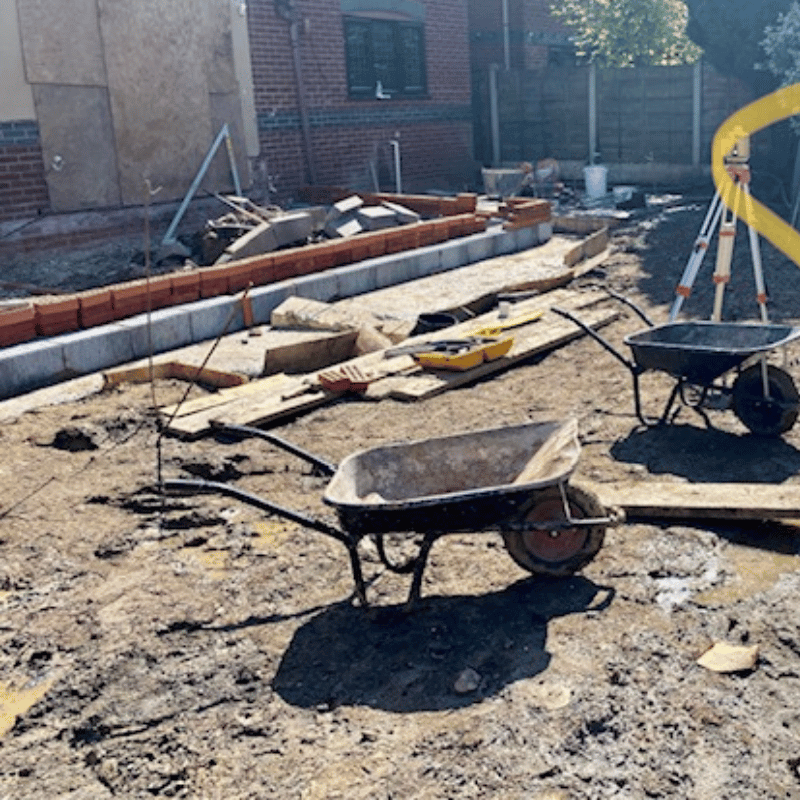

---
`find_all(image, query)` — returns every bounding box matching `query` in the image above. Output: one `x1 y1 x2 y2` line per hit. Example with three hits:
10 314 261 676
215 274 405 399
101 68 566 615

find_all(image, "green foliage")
762 2 800 87
550 0 702 67
685 0 793 90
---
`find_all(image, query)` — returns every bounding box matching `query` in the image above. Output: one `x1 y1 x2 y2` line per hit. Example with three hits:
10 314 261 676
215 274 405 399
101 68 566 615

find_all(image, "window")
344 16 427 98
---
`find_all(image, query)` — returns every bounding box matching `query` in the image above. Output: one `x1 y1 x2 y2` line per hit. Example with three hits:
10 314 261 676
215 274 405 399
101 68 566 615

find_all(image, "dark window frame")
343 15 428 99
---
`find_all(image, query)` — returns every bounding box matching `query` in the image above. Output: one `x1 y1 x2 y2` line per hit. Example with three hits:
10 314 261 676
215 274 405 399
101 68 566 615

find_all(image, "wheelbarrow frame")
165 421 617 608
554 292 800 436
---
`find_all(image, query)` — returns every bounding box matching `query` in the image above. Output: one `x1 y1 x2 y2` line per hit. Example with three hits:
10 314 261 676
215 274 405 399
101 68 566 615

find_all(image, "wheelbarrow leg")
404 532 439 611
345 538 369 607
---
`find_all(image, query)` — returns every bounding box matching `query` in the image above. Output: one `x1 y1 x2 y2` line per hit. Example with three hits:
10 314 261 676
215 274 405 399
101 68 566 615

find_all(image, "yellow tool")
470 309 543 337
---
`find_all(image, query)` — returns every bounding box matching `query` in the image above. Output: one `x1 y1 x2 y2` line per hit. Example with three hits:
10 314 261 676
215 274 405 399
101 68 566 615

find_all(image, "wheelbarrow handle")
552 306 639 373
604 289 654 327
210 422 337 476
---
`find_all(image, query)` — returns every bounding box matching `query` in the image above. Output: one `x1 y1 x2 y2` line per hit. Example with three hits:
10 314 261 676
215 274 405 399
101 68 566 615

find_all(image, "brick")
33 296 80 337
170 271 201 305
77 288 115 328
0 306 37 348
199 265 231 298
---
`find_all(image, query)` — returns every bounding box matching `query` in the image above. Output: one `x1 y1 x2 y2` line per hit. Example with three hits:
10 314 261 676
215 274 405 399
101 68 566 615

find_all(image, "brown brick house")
0 0 476 225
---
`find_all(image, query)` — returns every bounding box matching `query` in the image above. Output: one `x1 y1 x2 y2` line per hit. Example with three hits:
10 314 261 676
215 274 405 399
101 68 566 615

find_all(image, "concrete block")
249 283 297 325
325 211 363 239
305 205 328 232
514 225 538 251
293 271 339 303
117 307 195 358
413 245 443 278
381 200 420 224
327 195 363 221
536 221 553 244
270 211 314 247
375 253 418 288
493 226 518 255
357 206 398 231
187 296 245 342
224 221 279 259
61 325 136 377
0 339 67 400
438 239 469 271
465 232 495 263
335 262 379 297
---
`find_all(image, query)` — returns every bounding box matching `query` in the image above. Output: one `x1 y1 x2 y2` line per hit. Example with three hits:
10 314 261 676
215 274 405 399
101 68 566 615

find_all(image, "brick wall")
247 0 476 200
0 121 50 222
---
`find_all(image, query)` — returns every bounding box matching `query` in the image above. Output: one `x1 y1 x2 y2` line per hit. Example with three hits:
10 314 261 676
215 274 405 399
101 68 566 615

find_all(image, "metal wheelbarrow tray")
555 295 800 437
166 419 618 608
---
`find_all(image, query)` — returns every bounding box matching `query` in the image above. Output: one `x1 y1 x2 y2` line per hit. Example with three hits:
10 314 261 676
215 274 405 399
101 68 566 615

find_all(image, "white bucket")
583 165 608 199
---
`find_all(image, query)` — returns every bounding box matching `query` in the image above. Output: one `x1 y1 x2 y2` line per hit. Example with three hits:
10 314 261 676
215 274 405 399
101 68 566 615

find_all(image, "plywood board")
586 480 800 521
32 85 121 210
17 0 107 85
98 0 218 204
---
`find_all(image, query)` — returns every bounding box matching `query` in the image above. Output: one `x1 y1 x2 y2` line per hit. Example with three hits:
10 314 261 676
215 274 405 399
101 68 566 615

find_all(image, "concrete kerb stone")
335 261 379 297
62 325 136 378
0 338 67 400
465 232 497 263
117 306 196 359
437 239 470 272
248 283 297 325
413 245 443 277
292 271 340 303
375 252 420 289
187 296 246 342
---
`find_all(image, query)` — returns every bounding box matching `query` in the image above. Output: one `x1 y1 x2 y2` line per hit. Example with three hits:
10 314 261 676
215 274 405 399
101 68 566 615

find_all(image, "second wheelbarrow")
555 294 800 437
165 418 619 608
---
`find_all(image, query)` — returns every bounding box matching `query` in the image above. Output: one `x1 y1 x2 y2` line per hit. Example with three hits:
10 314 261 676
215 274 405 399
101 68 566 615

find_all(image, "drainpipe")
501 0 511 70
389 135 402 194
287 17 317 185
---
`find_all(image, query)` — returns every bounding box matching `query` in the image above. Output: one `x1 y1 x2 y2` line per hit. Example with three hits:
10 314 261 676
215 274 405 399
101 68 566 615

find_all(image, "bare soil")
2 200 800 798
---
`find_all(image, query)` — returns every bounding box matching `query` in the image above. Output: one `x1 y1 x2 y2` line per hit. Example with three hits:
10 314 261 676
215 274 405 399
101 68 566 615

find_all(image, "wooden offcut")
585 480 800 521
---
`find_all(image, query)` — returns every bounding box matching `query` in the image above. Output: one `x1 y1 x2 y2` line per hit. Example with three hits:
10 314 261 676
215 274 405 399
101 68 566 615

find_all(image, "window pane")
372 20 399 91
401 25 425 92
345 20 372 92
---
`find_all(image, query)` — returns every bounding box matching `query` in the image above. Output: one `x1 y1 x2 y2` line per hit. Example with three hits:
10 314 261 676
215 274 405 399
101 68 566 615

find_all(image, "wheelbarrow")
554 293 800 437
165 418 619 608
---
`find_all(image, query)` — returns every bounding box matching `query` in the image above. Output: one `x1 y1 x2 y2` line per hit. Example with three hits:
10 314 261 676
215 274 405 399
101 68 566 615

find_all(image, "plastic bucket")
411 312 457 335
583 165 608 199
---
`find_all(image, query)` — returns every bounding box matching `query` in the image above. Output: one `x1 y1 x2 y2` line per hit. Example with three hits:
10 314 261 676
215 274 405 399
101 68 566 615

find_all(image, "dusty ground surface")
3 199 800 798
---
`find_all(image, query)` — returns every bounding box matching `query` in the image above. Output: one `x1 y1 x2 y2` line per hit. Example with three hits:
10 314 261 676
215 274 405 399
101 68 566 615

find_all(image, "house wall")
0 0 47 222
247 0 475 202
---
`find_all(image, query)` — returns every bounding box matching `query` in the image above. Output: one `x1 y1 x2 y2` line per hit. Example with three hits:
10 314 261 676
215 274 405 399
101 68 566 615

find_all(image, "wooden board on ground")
335 235 599 322
163 288 616 437
585 480 800 521
367 291 616 401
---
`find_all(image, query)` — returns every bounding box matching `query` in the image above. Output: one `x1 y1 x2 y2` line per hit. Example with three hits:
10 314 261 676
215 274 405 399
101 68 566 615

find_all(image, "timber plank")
585 480 800 521
164 288 614 436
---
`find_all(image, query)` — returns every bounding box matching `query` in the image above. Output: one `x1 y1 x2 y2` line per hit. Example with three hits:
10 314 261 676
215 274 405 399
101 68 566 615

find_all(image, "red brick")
170 271 201 305
199 266 231 298
0 306 37 347
34 296 80 337
77 289 115 328
111 280 151 319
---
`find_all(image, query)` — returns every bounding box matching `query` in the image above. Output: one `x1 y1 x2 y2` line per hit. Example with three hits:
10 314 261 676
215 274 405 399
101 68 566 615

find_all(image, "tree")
685 0 793 91
550 0 701 67
762 2 800 91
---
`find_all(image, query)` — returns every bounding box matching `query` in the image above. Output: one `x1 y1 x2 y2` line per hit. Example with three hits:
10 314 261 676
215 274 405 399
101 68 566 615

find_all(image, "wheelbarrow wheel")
502 483 605 577
732 364 799 437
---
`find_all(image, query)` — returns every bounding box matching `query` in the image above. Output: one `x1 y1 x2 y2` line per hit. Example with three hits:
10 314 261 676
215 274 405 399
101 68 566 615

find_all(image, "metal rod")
210 422 337 475
163 124 232 245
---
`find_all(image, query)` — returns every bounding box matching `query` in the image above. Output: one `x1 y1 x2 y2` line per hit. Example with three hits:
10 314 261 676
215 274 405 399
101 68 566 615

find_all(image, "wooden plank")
163 288 615 436
585 480 800 521
377 303 617 401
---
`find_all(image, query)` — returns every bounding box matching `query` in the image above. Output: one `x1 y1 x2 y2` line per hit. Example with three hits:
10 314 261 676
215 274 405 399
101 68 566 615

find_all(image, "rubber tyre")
502 483 606 577
732 364 799 437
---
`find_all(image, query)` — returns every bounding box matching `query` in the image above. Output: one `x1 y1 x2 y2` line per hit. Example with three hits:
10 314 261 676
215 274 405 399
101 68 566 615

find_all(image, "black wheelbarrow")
165 418 619 607
555 293 800 437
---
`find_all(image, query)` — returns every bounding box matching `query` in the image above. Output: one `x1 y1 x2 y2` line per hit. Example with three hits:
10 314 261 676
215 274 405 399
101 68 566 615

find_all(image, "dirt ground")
2 200 800 798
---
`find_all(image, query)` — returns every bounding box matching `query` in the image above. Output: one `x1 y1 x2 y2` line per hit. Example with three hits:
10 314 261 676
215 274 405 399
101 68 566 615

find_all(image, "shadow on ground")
270 575 613 713
610 422 800 483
